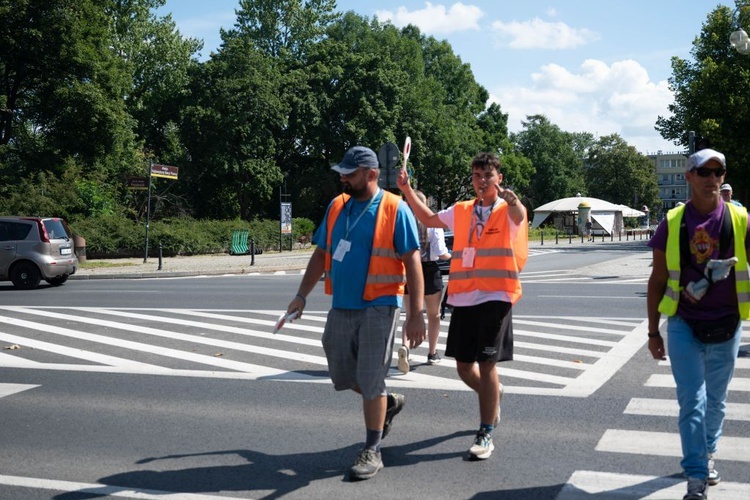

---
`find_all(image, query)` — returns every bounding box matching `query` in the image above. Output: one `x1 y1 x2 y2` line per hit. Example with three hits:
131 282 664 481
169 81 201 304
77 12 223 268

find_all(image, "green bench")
230 229 249 255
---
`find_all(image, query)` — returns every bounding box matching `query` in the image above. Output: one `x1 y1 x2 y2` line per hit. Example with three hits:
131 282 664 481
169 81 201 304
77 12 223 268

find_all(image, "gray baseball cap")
331 146 379 175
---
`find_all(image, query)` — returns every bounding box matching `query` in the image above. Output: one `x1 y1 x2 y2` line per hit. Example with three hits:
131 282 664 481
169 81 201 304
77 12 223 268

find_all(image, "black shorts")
405 261 444 296
446 301 513 363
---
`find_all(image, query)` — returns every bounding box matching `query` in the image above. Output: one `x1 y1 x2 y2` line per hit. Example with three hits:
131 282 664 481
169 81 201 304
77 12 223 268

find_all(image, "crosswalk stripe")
558 470 750 499
0 307 650 395
516 329 618 347
660 357 750 370
514 319 631 336
595 430 750 462
0 383 39 398
624 398 750 421
0 474 241 499
0 331 166 370
646 374 750 392
0 312 294 378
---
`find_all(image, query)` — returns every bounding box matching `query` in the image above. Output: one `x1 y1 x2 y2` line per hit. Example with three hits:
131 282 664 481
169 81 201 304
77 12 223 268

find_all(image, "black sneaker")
382 393 405 439
349 448 383 480
427 352 441 365
683 477 708 500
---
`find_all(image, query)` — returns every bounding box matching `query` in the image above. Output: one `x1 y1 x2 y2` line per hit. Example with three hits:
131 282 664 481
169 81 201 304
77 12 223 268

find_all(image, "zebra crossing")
0 306 645 396
557 327 750 499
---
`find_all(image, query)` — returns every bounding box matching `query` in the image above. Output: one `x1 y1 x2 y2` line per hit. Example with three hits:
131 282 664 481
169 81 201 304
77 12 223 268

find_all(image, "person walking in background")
284 145 426 481
646 148 749 500
397 152 528 461
398 189 452 373
585 219 593 242
720 183 743 207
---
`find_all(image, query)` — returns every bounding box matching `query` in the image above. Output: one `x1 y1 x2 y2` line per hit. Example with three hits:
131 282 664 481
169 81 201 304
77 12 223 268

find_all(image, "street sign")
126 177 148 190
377 142 400 189
150 164 179 180
378 142 399 169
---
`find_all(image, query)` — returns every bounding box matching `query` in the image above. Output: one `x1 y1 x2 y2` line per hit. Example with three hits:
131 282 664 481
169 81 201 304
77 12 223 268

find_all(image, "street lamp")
730 3 750 54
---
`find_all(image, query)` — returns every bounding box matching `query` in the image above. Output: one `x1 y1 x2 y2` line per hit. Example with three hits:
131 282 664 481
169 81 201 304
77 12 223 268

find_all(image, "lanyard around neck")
469 198 499 244
346 189 380 238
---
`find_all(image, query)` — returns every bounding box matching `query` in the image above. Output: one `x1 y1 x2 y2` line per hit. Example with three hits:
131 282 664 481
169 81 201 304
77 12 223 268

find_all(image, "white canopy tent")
532 196 640 235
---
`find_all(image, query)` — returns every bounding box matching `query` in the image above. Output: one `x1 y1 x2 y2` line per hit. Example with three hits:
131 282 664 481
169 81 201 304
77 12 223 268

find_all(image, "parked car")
436 230 453 275
0 217 78 289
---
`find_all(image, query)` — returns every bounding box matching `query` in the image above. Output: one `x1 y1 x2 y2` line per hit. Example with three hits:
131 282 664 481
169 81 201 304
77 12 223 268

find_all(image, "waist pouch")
686 313 740 344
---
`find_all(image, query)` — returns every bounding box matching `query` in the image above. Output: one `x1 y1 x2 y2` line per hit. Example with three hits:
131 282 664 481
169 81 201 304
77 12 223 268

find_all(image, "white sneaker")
707 454 720 485
468 429 494 460
397 345 409 374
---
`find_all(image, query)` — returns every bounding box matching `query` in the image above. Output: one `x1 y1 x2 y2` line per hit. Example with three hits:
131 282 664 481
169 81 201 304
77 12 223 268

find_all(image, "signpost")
144 162 179 263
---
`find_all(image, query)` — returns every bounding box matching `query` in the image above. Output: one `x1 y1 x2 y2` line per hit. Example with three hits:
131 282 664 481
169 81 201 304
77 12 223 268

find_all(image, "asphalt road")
0 246 748 499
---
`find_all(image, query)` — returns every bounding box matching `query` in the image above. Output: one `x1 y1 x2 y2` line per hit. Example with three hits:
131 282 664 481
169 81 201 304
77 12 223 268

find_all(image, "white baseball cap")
687 148 726 171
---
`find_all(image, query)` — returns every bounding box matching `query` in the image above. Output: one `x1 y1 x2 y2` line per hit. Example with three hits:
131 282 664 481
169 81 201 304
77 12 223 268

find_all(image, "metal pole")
143 161 152 263
158 242 163 270
278 185 282 253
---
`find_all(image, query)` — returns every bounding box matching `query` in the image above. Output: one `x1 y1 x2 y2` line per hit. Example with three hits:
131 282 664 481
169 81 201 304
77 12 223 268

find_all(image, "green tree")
584 134 660 212
656 1 750 203
513 115 585 208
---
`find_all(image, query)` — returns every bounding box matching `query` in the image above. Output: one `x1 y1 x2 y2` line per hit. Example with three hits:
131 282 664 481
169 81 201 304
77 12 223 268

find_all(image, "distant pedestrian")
284 145 426 481
646 148 749 500
720 183 743 207
585 219 593 241
398 152 528 461
398 189 452 373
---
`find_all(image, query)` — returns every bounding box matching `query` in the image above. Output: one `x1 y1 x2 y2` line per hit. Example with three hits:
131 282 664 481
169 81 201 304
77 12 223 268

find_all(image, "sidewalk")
70 237 653 280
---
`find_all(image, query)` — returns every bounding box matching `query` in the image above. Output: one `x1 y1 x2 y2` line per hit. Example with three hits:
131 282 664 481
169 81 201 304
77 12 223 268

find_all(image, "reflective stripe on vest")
658 203 750 319
323 191 406 300
448 200 526 304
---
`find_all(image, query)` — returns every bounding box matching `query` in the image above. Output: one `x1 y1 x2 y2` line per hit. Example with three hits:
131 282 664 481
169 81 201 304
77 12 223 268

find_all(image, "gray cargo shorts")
321 306 400 400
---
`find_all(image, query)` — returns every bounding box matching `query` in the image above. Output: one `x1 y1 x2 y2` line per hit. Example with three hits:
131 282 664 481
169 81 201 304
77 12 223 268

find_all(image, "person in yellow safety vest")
647 147 750 500
398 152 528 461
284 145 425 481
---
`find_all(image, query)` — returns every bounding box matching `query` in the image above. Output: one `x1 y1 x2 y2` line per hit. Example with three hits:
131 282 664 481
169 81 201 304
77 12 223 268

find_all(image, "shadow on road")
52 430 473 499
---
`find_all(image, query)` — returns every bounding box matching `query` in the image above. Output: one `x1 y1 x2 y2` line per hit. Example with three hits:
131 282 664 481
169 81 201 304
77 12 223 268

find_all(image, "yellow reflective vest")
658 202 750 319
323 191 406 300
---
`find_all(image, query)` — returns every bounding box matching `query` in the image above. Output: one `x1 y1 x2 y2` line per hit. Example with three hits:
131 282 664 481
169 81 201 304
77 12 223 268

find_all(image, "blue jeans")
667 315 742 479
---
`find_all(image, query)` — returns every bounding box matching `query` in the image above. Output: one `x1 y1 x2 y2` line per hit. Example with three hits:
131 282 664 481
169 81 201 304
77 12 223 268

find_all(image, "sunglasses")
692 166 726 178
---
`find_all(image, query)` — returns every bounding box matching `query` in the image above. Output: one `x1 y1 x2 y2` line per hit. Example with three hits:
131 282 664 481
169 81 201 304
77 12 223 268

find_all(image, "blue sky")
157 1 738 155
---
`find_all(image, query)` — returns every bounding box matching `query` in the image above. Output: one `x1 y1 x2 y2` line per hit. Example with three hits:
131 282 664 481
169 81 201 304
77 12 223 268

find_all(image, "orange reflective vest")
323 191 406 300
448 200 528 304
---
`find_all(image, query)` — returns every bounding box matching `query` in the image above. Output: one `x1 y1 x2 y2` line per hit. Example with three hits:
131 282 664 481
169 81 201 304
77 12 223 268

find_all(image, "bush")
67 216 319 258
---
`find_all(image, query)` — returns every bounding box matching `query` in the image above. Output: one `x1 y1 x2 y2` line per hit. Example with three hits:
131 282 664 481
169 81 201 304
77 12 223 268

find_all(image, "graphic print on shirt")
690 225 718 264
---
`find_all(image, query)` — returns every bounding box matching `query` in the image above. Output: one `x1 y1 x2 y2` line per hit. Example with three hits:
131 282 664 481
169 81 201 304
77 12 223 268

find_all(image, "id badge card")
333 239 351 262
462 247 476 268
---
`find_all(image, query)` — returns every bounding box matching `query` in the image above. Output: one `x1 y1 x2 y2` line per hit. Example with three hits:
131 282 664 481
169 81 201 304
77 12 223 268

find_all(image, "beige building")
648 151 689 213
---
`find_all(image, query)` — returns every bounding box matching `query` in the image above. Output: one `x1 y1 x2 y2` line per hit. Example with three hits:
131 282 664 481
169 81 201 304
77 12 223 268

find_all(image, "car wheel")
46 275 69 286
10 262 42 290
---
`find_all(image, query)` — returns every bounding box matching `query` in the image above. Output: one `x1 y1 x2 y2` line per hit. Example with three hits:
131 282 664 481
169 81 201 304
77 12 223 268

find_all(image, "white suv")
0 217 78 289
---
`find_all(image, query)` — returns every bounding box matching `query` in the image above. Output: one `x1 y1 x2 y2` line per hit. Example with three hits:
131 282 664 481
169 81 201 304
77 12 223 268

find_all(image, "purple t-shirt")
649 201 749 320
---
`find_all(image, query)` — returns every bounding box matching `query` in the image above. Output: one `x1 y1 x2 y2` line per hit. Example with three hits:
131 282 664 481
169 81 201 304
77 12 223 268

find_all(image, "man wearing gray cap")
285 145 426 480
719 183 743 207
647 147 749 499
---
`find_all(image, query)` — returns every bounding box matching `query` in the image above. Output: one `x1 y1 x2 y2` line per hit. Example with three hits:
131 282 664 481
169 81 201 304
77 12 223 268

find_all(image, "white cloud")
490 59 678 154
491 18 599 50
375 2 484 34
